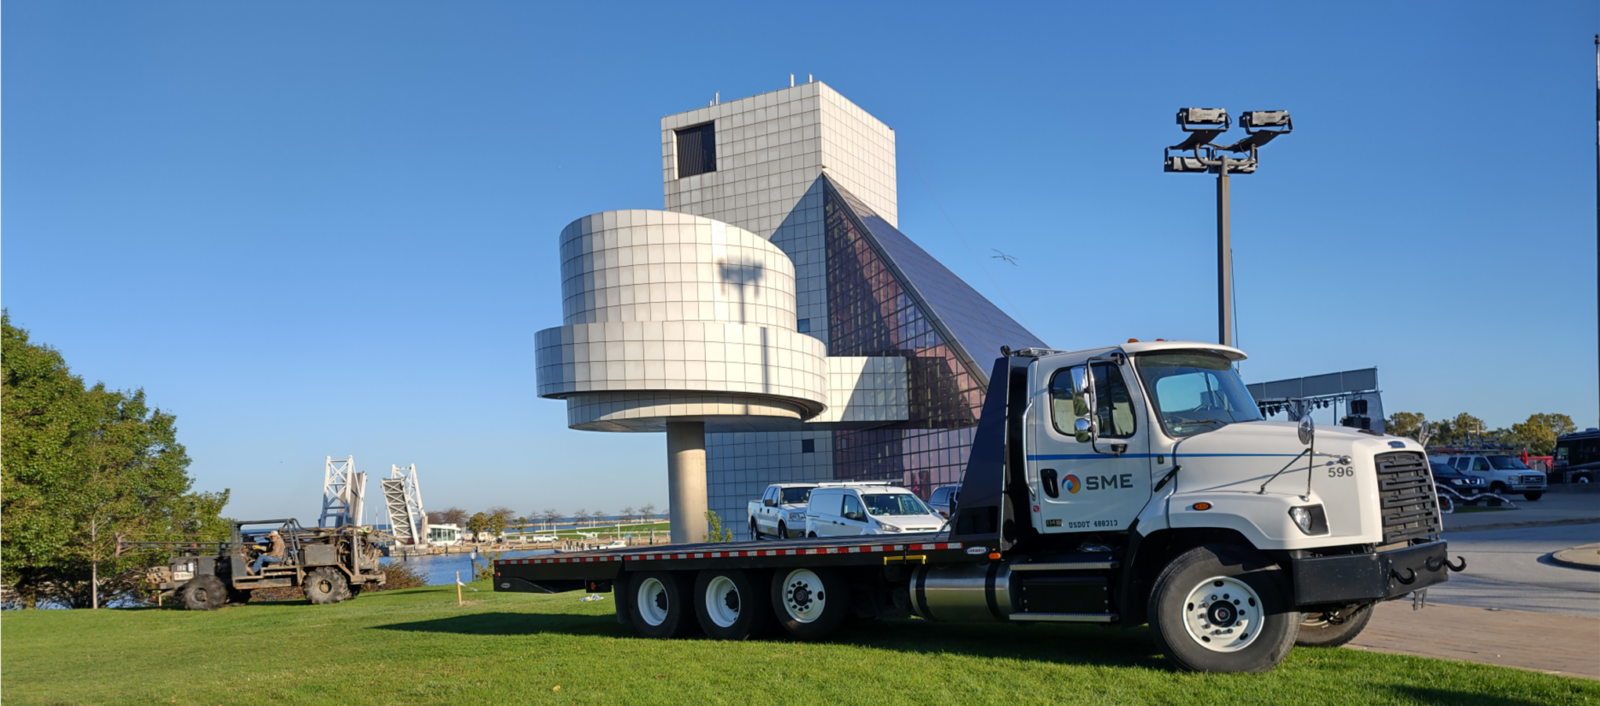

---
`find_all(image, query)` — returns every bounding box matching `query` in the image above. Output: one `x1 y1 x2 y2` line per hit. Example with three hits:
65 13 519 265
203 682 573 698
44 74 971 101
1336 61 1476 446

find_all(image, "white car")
804 485 946 537
1445 454 1547 500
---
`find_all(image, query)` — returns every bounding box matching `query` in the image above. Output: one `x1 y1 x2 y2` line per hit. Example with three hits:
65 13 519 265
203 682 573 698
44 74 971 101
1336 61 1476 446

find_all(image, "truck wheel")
1489 482 1508 494
1522 492 1543 501
304 567 352 605
629 571 699 639
777 521 788 539
181 576 227 611
1296 604 1373 647
750 519 762 540
770 567 849 640
694 569 772 640
1147 543 1297 673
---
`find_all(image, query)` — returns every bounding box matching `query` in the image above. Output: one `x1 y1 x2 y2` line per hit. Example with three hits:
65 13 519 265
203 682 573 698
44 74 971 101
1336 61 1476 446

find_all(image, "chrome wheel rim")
1182 575 1262 653
636 577 669 626
780 569 826 623
705 575 741 628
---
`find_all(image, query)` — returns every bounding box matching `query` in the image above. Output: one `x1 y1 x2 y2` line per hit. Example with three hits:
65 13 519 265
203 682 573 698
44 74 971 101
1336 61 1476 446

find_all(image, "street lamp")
1164 108 1293 348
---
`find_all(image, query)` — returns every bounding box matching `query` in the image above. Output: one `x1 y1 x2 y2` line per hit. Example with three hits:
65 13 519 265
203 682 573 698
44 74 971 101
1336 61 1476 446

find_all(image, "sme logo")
1084 474 1135 491
1064 475 1081 494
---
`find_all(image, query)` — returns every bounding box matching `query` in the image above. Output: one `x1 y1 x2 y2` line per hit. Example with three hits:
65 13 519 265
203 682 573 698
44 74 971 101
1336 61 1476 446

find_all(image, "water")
382 548 556 585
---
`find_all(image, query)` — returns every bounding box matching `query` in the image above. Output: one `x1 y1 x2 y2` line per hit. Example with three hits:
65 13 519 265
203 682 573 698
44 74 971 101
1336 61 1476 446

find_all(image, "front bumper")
1290 540 1452 606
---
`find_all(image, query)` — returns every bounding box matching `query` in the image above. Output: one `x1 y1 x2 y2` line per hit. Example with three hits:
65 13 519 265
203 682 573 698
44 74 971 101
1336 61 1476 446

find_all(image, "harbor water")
383 548 555 585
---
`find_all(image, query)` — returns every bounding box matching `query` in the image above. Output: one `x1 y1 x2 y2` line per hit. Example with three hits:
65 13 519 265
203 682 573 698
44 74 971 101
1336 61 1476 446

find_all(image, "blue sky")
5 1 1595 520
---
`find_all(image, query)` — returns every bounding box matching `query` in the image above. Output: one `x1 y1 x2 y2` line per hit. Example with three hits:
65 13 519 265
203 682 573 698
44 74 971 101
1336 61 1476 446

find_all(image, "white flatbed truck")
496 342 1463 673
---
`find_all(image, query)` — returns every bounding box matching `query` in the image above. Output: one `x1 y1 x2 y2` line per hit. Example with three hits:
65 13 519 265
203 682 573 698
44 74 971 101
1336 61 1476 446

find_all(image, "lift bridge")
319 455 366 527
380 464 430 545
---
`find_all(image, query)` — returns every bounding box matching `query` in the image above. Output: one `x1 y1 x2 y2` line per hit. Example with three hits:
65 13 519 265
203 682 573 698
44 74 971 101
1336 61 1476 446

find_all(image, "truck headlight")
879 523 903 533
1288 505 1329 535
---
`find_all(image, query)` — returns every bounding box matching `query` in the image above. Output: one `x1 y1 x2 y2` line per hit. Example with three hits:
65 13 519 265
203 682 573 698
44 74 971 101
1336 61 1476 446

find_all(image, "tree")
541 508 561 530
486 505 516 527
591 510 607 528
703 511 732 542
1451 413 1486 444
1511 413 1577 456
621 506 635 524
429 507 468 527
573 509 588 528
2 312 229 609
640 503 657 521
467 512 489 540
1386 412 1427 443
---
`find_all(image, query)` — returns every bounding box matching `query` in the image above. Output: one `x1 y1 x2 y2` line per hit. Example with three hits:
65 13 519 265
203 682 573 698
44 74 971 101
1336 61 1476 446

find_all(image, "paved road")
1429 524 1600 618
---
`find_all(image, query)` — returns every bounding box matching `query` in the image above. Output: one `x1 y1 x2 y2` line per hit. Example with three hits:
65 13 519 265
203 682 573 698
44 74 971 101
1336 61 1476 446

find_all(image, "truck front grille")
1375 451 1441 544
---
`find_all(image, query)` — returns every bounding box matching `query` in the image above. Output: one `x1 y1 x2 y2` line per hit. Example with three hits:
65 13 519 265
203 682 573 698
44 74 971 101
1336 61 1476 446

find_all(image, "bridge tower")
319 455 367 527
381 464 430 545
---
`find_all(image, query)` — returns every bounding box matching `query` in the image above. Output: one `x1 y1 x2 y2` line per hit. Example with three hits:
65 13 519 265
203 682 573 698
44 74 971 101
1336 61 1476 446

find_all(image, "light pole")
1164 108 1293 348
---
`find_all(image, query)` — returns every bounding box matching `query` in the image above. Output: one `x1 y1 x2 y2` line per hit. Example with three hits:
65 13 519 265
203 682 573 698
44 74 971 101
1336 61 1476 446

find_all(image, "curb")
1444 518 1600 533
1550 543 1600 572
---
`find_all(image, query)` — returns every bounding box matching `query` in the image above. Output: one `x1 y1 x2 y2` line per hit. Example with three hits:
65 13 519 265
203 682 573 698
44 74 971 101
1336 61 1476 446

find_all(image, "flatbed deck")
494 533 976 593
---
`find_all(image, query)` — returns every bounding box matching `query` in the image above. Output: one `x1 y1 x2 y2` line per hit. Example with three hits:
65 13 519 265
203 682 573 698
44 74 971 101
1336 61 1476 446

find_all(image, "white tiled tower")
661 82 896 350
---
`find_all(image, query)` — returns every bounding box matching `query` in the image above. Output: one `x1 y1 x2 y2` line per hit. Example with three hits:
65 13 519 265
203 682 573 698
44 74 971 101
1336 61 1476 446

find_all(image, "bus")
1553 429 1600 484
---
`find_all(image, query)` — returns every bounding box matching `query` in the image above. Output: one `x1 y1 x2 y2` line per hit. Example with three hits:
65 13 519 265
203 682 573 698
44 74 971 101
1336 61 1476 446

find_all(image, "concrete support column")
666 421 708 544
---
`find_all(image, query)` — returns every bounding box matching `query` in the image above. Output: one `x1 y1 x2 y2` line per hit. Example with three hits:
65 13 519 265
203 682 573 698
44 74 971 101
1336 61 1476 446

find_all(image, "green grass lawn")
3 581 1595 706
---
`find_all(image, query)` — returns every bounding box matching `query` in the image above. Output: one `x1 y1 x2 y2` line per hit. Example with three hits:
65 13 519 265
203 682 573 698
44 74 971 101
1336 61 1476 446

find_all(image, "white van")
804 485 946 537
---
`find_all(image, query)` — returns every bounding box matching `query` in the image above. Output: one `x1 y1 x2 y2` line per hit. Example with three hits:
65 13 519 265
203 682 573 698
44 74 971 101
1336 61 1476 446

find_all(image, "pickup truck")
747 483 817 539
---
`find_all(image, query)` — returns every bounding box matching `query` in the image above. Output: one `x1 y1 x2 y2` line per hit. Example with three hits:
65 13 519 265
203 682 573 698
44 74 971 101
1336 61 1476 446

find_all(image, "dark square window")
801 439 815 453
675 123 716 178
797 318 810 333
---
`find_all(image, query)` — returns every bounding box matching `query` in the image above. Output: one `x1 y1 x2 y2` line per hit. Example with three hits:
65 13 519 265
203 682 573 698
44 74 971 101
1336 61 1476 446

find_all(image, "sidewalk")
1552 543 1600 571
1348 601 1600 680
1442 491 1600 533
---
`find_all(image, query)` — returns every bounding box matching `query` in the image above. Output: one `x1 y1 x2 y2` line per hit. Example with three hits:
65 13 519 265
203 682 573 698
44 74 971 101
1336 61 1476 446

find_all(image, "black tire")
750 520 762 540
807 532 817 538
1522 492 1543 501
1147 543 1298 673
1296 603 1374 647
304 567 352 605
694 569 773 640
777 521 788 539
1490 482 1508 494
181 575 227 611
628 571 699 639
770 567 850 640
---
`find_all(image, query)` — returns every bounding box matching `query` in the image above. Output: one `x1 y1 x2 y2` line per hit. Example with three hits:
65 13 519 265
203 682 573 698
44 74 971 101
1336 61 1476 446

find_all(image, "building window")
797 318 810 333
676 123 716 178
802 439 815 453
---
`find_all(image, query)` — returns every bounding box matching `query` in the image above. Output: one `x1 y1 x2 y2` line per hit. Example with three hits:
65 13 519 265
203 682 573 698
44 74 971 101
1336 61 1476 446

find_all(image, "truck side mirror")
1074 418 1095 444
1071 365 1098 444
763 498 776 507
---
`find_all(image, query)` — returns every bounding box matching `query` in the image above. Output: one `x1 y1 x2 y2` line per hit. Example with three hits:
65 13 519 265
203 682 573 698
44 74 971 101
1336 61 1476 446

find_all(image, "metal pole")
1594 35 1598 415
1217 159 1234 348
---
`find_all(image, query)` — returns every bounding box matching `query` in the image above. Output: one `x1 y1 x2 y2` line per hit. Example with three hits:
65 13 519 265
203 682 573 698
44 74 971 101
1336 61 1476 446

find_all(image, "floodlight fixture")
1178 108 1230 130
1161 106 1293 349
1241 110 1292 133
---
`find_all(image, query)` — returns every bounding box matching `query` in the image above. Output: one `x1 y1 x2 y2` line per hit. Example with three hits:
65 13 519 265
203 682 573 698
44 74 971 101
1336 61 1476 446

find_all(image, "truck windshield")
863 494 930 516
1487 455 1530 471
1135 351 1262 438
781 487 814 504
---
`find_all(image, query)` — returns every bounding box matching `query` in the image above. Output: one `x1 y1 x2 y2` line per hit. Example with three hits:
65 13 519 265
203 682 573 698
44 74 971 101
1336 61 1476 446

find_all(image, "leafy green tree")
1450 413 1487 444
1511 413 1577 455
467 512 489 539
702 511 733 543
1386 412 1427 442
2 312 228 609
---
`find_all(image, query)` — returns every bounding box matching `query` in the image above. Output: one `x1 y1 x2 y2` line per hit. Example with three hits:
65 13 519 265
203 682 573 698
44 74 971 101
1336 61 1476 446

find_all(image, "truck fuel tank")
909 562 1015 622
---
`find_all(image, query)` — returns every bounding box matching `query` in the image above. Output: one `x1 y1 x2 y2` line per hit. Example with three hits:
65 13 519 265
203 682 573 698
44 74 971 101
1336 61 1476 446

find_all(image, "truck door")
1027 360 1152 534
